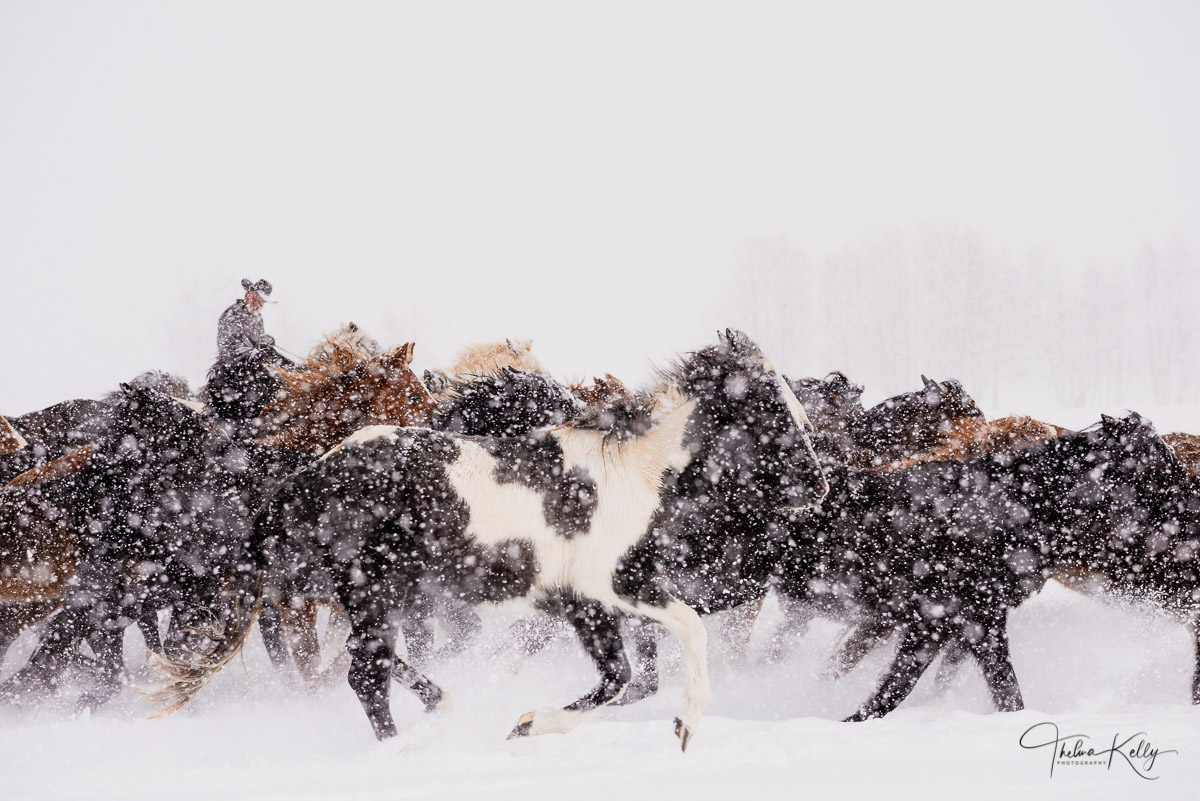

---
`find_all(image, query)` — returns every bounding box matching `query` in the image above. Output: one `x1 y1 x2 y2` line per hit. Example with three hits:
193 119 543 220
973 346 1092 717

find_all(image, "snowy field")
3 404 1199 801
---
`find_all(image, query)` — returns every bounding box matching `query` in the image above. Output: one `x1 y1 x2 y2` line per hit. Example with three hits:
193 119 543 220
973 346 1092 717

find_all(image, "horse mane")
446 339 543 381
307 322 381 364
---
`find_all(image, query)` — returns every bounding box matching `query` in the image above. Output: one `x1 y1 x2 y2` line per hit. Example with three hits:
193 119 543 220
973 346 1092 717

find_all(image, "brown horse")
0 448 91 665
254 341 434 453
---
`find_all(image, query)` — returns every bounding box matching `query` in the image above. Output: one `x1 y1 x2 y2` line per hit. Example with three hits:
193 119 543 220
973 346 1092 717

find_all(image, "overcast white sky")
2 1 1198 414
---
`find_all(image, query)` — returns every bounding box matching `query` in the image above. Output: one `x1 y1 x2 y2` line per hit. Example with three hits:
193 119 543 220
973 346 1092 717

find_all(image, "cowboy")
207 279 292 431
217 279 290 365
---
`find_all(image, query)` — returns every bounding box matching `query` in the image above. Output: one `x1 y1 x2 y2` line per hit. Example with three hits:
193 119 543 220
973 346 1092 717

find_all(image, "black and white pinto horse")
184 330 827 749
775 412 1200 720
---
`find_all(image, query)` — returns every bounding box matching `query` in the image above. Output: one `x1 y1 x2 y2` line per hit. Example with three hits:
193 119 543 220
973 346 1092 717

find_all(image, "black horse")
846 375 984 467
0 385 256 710
1 371 195 482
774 412 1200 720
172 330 827 748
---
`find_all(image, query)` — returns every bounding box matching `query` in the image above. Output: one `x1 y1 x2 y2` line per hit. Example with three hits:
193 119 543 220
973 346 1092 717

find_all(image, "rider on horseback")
206 279 293 433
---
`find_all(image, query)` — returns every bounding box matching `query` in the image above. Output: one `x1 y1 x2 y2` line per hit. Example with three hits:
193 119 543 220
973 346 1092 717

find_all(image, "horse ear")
921 374 935 388
1101 413 1116 427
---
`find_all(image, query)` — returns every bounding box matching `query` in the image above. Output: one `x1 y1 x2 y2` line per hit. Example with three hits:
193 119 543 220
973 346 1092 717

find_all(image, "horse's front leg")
845 623 943 722
257 596 292 669
624 598 711 751
508 598 631 739
960 614 1023 712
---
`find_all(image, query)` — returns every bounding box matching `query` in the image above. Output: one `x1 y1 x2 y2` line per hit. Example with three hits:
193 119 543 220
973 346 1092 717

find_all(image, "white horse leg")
633 599 712 751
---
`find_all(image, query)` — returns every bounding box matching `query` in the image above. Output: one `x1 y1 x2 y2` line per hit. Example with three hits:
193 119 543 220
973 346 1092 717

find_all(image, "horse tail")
146 540 264 716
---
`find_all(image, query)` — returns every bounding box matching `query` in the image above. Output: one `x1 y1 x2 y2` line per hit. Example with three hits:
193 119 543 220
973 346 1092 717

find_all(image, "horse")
306 322 381 365
846 375 985 467
252 353 581 684
160 330 828 749
252 341 433 454
788 371 865 437
0 385 257 710
770 414 1068 674
2 370 195 482
773 412 1200 721
423 338 544 398
259 365 582 684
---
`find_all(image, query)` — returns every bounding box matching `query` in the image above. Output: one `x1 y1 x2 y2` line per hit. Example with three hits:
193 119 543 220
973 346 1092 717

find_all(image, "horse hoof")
507 712 535 739
843 710 870 723
425 690 452 714
674 717 692 752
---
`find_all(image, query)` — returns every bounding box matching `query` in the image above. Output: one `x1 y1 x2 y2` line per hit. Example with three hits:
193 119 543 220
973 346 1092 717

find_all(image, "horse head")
366 342 436 425
675 329 828 513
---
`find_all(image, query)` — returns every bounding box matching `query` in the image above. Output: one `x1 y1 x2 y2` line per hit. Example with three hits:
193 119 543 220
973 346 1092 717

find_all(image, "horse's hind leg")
343 593 445 740
0 600 59 670
136 607 164 656
508 598 631 739
763 590 817 664
0 605 86 703
961 617 1023 712
720 596 764 665
279 598 322 691
845 624 943 722
75 626 126 712
431 599 482 662
398 594 434 666
257 597 291 669
1188 618 1200 705
609 619 659 706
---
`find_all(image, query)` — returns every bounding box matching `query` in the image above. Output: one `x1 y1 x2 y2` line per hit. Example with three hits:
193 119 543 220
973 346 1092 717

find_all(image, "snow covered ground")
3 403 1200 800
2 583 1198 800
